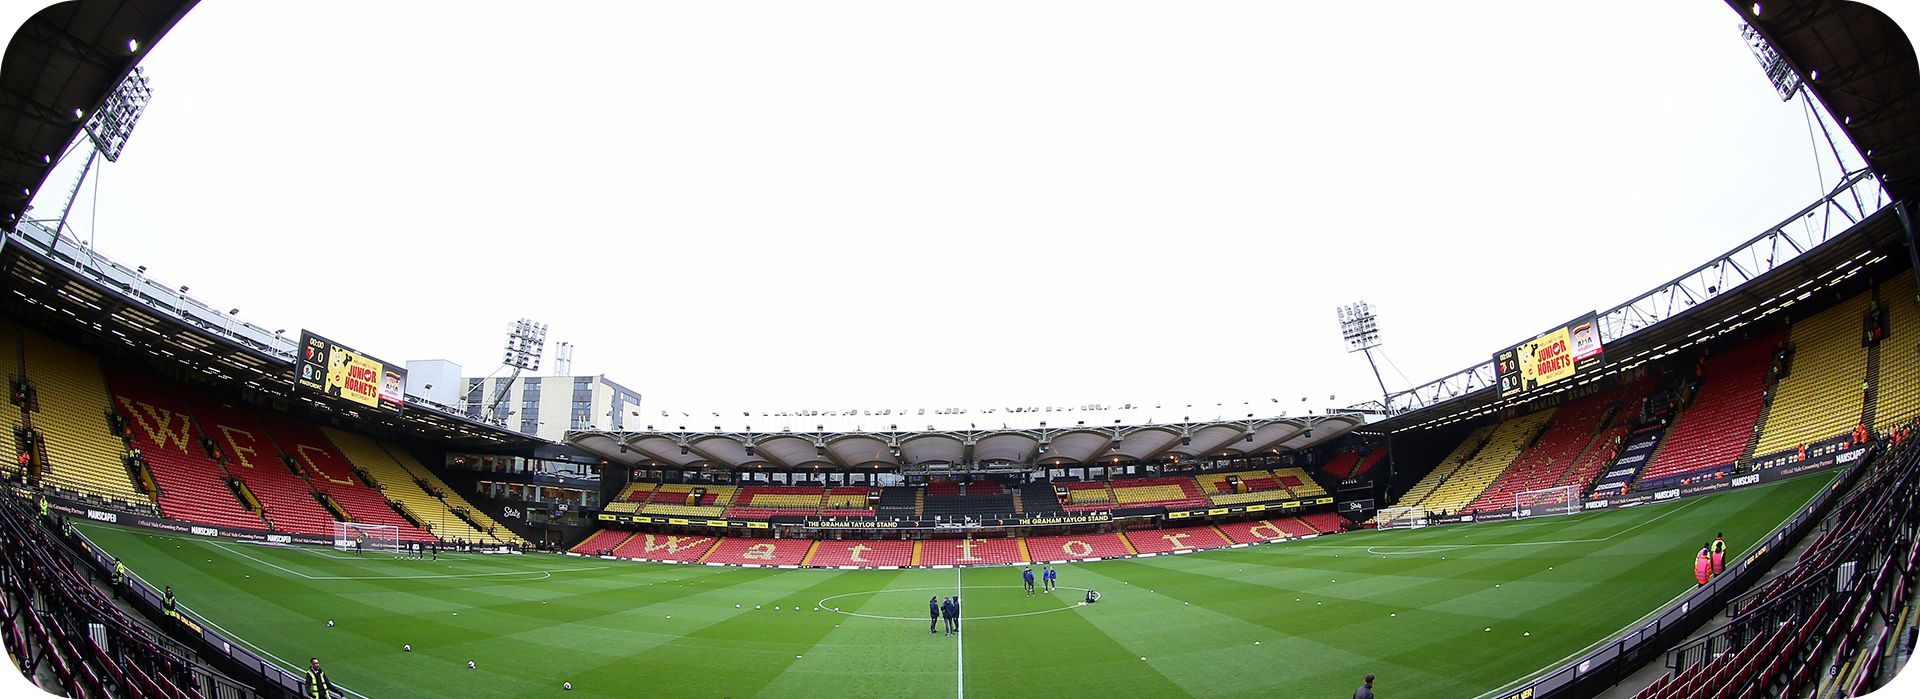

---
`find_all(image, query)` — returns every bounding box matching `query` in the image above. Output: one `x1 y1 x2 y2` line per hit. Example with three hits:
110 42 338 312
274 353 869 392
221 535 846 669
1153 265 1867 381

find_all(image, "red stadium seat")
611 532 717 562
704 537 814 565
1023 533 1132 561
919 538 1025 566
1125 525 1231 553
103 364 267 531
807 540 913 567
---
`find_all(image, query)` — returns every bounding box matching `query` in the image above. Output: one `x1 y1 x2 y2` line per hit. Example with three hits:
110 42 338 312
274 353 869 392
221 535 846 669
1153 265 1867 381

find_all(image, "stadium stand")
103 365 265 531
806 539 913 567
875 486 917 518
1753 291 1873 457
1271 468 1325 498
727 485 828 518
1411 411 1555 515
321 428 501 543
1466 385 1644 513
822 487 872 511
1639 335 1779 482
1216 519 1307 544
1209 490 1292 506
20 328 150 506
1394 423 1495 508
611 532 717 562
924 491 1015 518
1024 533 1132 561
179 391 337 536
0 323 17 482
1108 477 1207 509
1874 274 1920 431
1125 525 1231 554
702 537 814 565
260 416 432 541
1298 512 1346 534
1196 470 1270 494
370 436 524 545
918 538 1025 566
1062 481 1114 511
1017 486 1063 515
641 484 735 518
569 529 633 555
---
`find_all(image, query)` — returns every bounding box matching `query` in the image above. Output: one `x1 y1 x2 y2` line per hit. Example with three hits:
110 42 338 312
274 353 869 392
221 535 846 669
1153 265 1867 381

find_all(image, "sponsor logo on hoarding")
1605 468 1636 478
1836 449 1865 464
86 510 117 523
189 526 218 537
266 534 292 544
1625 439 1656 451
1732 474 1760 487
1654 489 1680 500
1616 454 1647 465
503 506 522 520
1585 500 1609 510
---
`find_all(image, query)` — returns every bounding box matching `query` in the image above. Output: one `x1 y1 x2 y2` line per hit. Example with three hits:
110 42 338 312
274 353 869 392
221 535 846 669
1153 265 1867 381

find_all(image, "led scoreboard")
294 331 406 414
1494 312 1604 397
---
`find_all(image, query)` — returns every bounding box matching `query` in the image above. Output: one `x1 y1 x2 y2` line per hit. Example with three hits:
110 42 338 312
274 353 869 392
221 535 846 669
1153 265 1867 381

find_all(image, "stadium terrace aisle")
76 473 1831 699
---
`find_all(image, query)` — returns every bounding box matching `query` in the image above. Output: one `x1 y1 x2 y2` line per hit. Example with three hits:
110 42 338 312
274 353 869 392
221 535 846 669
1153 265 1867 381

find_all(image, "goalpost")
332 521 401 556
1514 485 1582 520
1375 506 1429 530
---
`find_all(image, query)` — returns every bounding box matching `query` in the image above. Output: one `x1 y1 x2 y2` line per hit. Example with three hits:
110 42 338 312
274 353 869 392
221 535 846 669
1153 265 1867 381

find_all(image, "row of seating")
570 514 1350 564
1641 335 1780 482
1873 275 1920 431
1396 423 1496 508
1753 292 1872 457
1411 411 1556 515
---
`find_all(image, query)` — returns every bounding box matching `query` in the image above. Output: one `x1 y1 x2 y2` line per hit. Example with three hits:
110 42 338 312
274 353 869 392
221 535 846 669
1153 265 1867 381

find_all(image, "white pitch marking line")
956 567 964 699
215 543 604 580
1313 497 1705 553
817 586 1089 621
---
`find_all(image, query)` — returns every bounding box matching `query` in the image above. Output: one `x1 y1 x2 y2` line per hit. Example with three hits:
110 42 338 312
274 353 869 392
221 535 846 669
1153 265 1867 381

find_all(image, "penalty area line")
214 543 606 580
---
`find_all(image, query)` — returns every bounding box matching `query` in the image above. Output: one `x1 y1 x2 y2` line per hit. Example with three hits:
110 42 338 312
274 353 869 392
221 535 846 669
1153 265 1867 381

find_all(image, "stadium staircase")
1874 275 1920 431
19 327 152 508
1752 291 1873 458
102 364 265 530
1637 334 1780 484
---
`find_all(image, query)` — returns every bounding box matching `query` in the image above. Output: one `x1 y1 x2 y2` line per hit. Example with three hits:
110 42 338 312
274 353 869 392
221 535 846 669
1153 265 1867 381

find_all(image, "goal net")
1375 506 1429 530
1514 485 1582 520
332 521 401 555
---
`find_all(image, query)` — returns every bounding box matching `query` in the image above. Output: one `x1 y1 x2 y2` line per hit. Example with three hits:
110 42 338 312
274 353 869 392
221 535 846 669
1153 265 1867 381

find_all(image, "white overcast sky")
8 0 1918 431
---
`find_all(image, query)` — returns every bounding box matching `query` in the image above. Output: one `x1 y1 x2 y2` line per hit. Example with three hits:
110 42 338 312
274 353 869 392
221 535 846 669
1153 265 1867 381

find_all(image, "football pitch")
73 473 1834 699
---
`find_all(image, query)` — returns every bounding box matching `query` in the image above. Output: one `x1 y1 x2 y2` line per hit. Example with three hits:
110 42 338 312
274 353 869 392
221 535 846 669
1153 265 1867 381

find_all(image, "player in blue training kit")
941 597 957 636
1023 567 1036 596
929 596 940 634
1043 566 1056 592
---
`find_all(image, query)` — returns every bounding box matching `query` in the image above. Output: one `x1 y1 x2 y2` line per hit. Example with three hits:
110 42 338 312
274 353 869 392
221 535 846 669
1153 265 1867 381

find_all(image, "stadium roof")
1741 0 1920 201
0 0 195 229
569 413 1363 471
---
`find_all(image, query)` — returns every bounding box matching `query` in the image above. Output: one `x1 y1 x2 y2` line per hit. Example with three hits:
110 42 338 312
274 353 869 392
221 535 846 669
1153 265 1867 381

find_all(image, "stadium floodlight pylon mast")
332 521 401 556
1514 485 1582 520
474 318 546 425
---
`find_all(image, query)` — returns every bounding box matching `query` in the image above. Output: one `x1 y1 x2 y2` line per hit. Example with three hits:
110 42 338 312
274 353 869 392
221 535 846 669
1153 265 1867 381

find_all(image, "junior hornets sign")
1494 312 1604 396
295 331 406 414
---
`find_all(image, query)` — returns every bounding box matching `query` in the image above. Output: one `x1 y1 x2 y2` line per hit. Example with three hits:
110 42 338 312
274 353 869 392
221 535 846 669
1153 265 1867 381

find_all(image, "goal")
1375 506 1429 530
1514 485 1582 520
332 521 401 555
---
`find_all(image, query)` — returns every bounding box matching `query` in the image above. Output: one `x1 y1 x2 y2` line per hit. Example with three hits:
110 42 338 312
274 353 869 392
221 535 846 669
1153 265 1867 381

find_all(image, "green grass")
75 473 1836 699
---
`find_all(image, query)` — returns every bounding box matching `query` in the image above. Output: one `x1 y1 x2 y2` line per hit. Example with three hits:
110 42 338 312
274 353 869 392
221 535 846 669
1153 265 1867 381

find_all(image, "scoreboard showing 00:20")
294 331 407 414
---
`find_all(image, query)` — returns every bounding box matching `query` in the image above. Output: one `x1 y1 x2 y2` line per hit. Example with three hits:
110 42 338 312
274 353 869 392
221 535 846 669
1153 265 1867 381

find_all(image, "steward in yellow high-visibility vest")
305 658 332 699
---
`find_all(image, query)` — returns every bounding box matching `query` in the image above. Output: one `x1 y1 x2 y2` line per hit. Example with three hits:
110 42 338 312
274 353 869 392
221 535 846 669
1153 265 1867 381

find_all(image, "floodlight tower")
1337 302 1391 415
43 66 152 243
485 318 547 420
